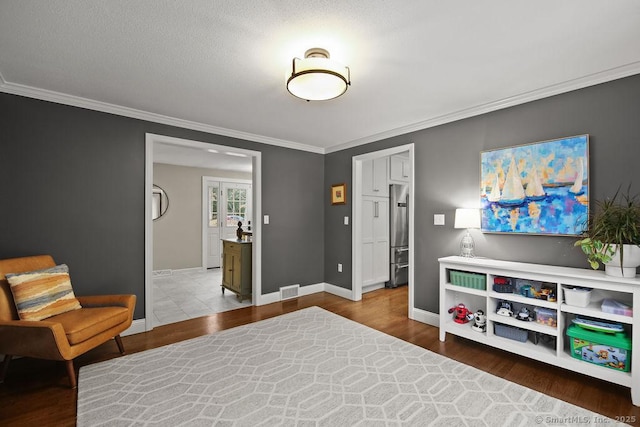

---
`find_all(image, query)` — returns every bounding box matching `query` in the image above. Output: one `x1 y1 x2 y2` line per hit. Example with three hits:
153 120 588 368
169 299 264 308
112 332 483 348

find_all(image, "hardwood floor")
1 286 638 426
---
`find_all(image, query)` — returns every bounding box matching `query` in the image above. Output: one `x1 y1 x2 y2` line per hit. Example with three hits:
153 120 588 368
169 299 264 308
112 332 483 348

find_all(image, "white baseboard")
257 282 352 306
323 282 353 300
122 319 146 336
362 283 385 294
410 307 439 326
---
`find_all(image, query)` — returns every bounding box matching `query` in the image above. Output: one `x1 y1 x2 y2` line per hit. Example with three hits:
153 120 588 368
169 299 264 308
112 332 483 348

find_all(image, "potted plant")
574 186 640 277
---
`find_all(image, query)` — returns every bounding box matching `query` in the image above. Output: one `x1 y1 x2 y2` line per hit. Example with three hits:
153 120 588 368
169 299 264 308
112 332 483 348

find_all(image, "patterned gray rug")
77 306 625 426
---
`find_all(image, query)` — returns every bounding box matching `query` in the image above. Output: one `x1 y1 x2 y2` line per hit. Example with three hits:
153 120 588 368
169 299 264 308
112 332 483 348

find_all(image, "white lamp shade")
287 49 350 101
454 208 481 229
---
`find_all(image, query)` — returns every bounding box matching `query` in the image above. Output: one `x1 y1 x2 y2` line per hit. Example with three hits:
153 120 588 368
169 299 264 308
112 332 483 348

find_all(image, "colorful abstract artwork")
480 135 589 235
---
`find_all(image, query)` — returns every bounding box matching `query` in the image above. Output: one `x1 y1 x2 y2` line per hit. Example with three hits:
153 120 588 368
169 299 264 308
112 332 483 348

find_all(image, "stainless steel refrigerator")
386 184 409 288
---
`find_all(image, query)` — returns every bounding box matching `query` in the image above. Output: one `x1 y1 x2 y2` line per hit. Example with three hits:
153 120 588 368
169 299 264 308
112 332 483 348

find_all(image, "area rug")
77 306 625 426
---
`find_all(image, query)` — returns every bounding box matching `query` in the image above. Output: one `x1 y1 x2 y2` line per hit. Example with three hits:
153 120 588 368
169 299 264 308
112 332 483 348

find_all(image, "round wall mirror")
152 185 169 220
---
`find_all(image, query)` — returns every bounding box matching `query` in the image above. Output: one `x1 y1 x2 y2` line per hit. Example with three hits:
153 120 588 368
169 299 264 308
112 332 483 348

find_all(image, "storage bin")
534 307 557 327
601 299 633 317
566 325 631 372
450 270 486 290
494 323 528 342
563 286 592 307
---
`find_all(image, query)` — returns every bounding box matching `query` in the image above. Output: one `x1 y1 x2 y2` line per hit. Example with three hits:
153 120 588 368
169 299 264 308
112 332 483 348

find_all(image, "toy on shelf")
496 300 514 317
471 309 486 332
448 303 474 324
492 277 513 293
518 282 556 302
515 307 534 321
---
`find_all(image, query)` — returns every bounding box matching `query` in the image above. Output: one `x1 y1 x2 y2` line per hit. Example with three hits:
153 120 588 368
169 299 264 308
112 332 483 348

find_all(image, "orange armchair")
0 255 136 388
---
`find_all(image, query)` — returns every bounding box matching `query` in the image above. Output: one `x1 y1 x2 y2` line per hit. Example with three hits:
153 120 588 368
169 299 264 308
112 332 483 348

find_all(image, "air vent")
280 284 300 300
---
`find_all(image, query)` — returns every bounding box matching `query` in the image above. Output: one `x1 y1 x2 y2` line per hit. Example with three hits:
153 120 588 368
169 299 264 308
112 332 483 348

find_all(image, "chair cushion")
6 264 82 321
49 306 129 345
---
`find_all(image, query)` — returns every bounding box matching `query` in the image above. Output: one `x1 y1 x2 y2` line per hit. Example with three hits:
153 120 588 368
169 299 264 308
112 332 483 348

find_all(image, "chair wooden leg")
65 360 77 389
114 335 125 355
0 354 12 382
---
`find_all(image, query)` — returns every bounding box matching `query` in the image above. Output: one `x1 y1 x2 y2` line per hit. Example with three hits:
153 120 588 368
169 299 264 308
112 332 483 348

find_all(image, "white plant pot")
604 244 640 278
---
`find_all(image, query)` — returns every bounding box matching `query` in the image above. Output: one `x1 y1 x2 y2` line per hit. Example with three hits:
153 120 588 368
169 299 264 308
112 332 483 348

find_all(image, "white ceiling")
1 1 639 156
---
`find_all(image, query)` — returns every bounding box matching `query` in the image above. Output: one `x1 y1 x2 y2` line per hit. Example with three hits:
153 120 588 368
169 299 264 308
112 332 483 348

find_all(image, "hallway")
152 268 252 326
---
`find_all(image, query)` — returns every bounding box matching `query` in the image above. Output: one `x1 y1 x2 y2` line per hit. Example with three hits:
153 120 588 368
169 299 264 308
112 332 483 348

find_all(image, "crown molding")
2 62 640 156
0 78 325 154
327 62 640 154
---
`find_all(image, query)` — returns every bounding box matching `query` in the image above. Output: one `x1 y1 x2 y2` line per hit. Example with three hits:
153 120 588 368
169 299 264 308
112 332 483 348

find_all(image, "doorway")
352 143 416 319
144 133 262 331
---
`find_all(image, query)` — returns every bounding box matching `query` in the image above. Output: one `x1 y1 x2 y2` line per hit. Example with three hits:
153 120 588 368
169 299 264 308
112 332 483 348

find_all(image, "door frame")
145 133 262 332
352 143 415 318
202 176 252 270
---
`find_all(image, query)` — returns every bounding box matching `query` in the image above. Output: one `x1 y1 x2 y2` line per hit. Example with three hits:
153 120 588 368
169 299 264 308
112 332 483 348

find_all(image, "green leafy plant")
574 186 640 270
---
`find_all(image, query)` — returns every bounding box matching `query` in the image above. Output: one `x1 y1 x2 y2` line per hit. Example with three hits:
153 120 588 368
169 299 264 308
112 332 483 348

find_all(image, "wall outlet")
434 214 445 225
337 263 343 273
263 215 269 224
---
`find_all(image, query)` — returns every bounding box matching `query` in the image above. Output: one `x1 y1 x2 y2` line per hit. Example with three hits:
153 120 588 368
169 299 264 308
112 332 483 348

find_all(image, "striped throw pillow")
6 264 82 321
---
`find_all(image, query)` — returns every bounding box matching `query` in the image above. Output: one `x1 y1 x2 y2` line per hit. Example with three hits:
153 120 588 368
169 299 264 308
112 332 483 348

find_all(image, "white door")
361 196 389 286
206 182 221 268
221 182 252 240
203 179 252 269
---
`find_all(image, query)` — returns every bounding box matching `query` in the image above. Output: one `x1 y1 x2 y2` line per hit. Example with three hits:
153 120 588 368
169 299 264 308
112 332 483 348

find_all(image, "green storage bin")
566 325 631 372
449 270 486 290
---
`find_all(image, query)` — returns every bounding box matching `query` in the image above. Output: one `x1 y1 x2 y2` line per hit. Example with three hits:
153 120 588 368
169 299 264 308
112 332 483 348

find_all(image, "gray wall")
0 93 325 319
325 74 640 313
153 163 251 270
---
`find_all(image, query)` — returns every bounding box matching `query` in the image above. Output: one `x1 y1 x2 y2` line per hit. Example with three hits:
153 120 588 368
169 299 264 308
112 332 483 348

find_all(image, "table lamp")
454 208 481 257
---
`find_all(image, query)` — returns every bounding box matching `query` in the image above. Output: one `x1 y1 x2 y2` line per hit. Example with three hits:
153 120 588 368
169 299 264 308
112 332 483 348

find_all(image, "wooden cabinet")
361 197 389 287
221 239 252 301
389 155 410 182
362 157 389 197
439 256 640 406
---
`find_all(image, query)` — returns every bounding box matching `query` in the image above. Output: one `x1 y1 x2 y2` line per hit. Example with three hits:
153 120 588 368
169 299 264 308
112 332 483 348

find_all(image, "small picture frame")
331 183 347 205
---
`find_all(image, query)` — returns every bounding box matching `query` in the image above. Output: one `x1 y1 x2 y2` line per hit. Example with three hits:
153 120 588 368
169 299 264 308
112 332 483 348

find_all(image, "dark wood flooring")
1 286 638 426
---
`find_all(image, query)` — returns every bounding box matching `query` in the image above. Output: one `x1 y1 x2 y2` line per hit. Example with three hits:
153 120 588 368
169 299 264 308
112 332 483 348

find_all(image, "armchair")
0 255 136 388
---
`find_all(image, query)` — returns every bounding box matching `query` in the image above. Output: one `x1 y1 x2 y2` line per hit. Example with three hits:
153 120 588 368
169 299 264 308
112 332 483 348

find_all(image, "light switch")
344 216 349 225
434 214 445 225
337 263 343 273
263 215 269 225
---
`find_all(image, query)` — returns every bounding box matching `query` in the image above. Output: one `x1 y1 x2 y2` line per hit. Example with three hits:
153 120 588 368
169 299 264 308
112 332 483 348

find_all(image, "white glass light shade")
287 48 350 101
454 208 481 229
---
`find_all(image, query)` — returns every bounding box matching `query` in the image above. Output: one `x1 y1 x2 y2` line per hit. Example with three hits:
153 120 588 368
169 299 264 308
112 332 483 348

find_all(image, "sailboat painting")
480 135 589 236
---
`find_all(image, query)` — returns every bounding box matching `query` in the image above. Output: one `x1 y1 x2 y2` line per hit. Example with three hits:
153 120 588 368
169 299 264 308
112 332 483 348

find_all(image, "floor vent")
280 284 300 300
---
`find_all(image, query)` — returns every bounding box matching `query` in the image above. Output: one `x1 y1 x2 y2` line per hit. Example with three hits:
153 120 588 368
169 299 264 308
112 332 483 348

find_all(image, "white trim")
145 133 262 331
326 62 640 153
362 283 385 294
352 144 415 322
257 291 281 306
2 64 639 155
410 308 439 327
323 282 354 300
0 81 324 154
122 319 146 337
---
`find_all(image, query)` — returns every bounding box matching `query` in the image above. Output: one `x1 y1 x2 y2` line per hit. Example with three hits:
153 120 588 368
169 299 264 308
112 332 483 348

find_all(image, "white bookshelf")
439 256 639 406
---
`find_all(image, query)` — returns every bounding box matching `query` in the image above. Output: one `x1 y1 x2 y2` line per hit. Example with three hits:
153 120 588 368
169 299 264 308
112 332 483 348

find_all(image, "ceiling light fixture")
225 152 248 157
286 48 351 101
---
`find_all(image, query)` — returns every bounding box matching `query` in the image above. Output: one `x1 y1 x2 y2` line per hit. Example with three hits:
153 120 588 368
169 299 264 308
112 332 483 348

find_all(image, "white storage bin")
563 286 592 307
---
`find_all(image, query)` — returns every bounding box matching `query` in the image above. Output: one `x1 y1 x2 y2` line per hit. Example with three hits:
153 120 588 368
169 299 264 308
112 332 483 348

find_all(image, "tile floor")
152 268 252 326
